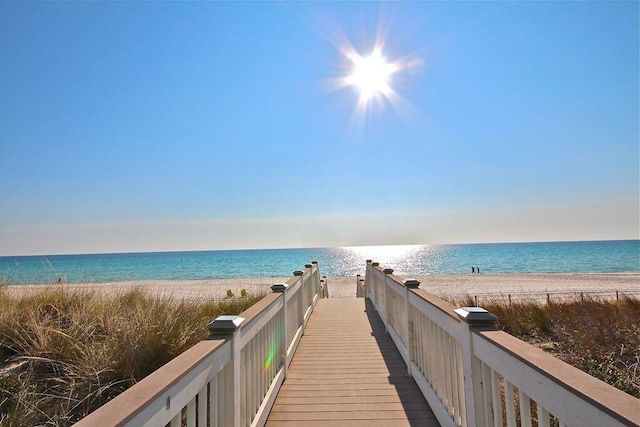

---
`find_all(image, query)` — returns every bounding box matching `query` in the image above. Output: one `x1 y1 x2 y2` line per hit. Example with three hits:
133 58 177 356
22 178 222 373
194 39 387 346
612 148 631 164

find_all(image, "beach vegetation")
450 294 640 398
0 285 265 426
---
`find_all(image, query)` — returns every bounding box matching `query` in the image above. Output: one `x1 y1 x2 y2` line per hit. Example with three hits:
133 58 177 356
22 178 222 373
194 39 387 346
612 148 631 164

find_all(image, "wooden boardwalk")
266 298 439 426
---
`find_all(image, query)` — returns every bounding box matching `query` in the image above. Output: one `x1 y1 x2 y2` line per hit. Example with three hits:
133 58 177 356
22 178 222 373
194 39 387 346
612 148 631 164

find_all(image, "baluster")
537 404 552 427
519 390 532 427
209 376 218 427
481 361 493 427
444 332 454 415
197 387 207 427
170 410 181 427
504 381 517 427
455 341 467 426
490 369 503 427
186 398 196 426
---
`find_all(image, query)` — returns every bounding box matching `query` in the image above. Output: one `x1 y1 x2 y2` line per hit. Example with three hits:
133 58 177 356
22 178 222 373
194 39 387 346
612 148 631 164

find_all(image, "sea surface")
1 240 638 285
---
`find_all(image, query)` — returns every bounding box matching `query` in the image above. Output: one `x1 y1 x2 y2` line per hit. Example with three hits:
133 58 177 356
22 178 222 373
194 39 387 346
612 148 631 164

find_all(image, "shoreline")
4 272 639 302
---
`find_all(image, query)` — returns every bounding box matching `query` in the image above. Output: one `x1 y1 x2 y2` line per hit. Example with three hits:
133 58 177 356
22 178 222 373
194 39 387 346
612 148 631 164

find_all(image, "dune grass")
450 294 640 398
0 285 265 426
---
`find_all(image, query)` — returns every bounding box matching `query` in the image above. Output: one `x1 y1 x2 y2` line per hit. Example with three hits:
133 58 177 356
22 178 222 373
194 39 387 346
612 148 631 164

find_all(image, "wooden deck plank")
267 410 435 420
273 395 429 404
266 421 429 427
265 298 440 427
271 402 432 412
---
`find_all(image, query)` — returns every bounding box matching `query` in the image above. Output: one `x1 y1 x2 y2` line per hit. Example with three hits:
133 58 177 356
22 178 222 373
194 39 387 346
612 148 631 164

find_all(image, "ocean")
1 240 638 285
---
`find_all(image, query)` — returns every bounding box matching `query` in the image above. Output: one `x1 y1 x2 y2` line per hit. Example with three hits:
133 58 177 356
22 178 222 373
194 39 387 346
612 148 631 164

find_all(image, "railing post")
311 261 320 298
304 265 313 308
454 307 498 427
364 260 373 301
370 262 379 306
403 279 420 375
383 268 394 332
207 315 245 427
294 270 304 330
271 283 288 378
321 276 327 298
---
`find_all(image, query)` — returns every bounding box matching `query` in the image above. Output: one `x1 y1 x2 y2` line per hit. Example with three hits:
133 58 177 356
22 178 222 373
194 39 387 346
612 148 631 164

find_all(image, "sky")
1 1 638 256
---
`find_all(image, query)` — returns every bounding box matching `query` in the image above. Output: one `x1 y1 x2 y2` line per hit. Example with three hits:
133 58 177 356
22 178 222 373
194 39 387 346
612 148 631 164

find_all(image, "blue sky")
1 1 638 255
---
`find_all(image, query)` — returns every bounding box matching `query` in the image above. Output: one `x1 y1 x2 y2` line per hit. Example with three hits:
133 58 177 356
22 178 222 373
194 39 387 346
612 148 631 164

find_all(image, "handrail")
75 262 323 427
361 261 639 427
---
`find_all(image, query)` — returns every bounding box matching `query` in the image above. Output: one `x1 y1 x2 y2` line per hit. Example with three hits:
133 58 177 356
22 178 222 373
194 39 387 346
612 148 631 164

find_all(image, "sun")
319 19 424 134
346 51 396 100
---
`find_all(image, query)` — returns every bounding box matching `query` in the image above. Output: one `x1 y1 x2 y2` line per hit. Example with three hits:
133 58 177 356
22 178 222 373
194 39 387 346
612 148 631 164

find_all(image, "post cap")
403 278 420 288
293 270 304 276
311 261 318 265
454 307 498 327
371 262 380 266
207 315 244 335
304 264 312 268
271 283 288 293
366 259 372 264
383 268 394 274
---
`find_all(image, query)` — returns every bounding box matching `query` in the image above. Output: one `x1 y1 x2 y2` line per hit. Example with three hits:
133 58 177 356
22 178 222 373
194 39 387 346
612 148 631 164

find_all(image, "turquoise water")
1 240 638 285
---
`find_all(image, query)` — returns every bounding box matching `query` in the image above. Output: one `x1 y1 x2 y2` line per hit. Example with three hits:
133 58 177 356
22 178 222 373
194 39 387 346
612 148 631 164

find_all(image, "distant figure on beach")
471 267 475 274
57 277 62 284
477 267 480 274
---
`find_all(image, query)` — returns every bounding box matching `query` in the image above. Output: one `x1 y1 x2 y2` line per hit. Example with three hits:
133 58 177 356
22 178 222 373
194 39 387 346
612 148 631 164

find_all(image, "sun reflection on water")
331 245 448 276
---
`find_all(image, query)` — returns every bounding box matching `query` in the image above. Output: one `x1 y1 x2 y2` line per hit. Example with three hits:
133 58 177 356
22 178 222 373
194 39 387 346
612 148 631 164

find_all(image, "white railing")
361 261 639 427
75 262 323 427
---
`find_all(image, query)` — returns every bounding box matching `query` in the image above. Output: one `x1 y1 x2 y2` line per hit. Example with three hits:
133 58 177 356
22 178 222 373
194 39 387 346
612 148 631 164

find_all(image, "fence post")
207 315 245 427
454 307 498 427
271 283 288 378
403 279 420 375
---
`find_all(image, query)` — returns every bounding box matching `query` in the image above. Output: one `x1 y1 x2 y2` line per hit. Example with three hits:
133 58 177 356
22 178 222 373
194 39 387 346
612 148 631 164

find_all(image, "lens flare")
264 345 276 372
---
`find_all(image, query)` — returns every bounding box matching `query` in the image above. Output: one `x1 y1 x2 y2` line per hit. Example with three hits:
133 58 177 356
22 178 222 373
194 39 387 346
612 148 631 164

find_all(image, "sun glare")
347 51 395 100
318 16 423 136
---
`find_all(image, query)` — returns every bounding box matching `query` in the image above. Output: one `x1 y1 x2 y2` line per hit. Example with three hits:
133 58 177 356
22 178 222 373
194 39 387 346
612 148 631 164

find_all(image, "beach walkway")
75 264 638 427
265 298 439 426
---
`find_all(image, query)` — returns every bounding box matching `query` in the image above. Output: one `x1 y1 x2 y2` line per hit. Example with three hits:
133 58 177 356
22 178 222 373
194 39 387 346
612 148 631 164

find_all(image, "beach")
5 273 639 302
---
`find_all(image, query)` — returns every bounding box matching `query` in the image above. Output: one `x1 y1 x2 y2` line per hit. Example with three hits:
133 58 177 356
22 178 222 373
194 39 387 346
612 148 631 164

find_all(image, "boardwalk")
266 298 439 426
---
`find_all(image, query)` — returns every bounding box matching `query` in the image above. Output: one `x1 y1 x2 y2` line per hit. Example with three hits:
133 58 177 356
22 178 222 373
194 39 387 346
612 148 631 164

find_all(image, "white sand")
328 273 640 301
407 273 640 302
5 273 638 303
